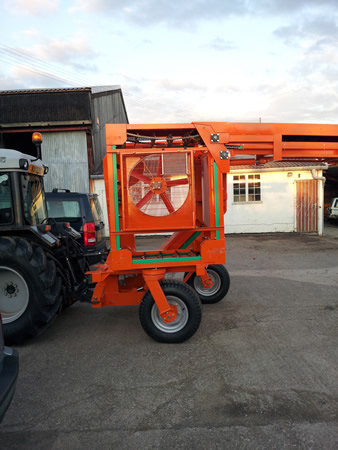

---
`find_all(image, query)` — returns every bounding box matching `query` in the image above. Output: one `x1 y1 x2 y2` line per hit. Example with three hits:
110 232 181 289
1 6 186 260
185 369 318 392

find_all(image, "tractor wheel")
186 265 230 304
139 280 202 343
0 237 62 344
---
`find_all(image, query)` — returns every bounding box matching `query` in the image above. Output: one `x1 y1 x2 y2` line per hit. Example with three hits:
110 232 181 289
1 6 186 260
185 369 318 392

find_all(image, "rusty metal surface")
297 180 318 232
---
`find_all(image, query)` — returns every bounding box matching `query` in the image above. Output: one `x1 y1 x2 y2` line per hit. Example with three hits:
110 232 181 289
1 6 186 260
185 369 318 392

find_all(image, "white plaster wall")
224 170 315 234
93 169 322 236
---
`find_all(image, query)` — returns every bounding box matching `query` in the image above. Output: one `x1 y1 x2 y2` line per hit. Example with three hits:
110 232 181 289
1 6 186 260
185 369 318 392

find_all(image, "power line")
1 45 194 116
0 44 95 84
0 54 78 86
0 44 94 86
0 44 194 119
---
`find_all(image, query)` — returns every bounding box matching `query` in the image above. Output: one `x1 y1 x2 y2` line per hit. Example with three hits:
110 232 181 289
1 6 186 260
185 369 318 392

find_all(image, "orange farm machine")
89 122 338 343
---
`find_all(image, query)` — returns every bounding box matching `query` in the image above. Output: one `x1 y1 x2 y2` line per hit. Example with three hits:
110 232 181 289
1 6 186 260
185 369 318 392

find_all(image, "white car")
328 198 338 220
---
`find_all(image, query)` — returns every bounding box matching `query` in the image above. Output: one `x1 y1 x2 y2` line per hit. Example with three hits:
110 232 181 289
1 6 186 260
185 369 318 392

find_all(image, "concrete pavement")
1 230 338 449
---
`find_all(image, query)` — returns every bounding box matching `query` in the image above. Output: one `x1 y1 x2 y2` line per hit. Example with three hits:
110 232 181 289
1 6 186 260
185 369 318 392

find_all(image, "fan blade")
166 178 189 187
160 193 175 214
130 172 152 185
136 190 154 209
156 156 162 176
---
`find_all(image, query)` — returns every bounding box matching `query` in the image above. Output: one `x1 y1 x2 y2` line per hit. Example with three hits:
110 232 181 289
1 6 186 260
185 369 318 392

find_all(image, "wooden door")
296 180 318 232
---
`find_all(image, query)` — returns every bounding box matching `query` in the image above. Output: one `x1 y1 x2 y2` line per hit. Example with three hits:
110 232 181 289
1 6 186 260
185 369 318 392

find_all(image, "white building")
94 161 327 238
225 162 327 235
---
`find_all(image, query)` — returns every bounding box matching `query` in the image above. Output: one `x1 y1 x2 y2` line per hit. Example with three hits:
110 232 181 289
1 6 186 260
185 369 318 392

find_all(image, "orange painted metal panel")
89 121 337 311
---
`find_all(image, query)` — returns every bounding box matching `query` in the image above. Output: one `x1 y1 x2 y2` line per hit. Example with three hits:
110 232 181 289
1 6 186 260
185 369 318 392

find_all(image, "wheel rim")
151 295 189 333
0 266 29 324
193 269 221 297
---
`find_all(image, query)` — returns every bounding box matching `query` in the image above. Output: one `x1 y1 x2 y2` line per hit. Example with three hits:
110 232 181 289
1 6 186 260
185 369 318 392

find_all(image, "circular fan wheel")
128 154 189 217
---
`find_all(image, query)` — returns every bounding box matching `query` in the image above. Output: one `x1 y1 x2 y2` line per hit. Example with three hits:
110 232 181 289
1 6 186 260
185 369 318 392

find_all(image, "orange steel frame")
89 122 338 322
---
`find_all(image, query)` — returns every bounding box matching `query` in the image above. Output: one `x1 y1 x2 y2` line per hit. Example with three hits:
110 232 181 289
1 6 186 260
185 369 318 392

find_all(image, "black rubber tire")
186 264 230 304
0 236 62 345
139 280 202 343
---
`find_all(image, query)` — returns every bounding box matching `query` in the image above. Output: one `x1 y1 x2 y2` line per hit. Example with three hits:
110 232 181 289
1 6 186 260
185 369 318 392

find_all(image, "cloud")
155 79 206 92
4 0 60 16
263 85 338 123
0 74 25 91
252 0 337 14
208 38 236 51
0 66 68 90
22 29 42 40
34 37 98 71
272 12 338 98
274 16 338 45
273 13 338 95
69 0 338 26
70 0 245 25
0 38 98 90
121 60 338 124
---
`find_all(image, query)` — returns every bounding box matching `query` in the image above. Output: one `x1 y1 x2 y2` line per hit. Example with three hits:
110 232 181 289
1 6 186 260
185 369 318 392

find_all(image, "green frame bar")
132 256 202 264
112 150 120 250
214 162 220 240
180 231 202 249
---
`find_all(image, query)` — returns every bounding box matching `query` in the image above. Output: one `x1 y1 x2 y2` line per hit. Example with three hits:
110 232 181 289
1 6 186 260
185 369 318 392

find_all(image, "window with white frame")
233 174 261 203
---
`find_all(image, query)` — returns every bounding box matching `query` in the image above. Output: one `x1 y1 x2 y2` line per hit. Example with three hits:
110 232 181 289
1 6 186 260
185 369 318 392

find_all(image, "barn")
0 86 128 193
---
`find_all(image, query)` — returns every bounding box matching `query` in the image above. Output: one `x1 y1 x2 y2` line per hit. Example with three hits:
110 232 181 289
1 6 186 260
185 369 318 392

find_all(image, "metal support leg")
184 267 214 288
143 269 177 323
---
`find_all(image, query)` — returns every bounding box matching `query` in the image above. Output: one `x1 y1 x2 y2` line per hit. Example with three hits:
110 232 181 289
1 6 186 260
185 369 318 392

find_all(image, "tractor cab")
0 133 60 246
0 132 90 344
0 133 83 243
0 148 47 225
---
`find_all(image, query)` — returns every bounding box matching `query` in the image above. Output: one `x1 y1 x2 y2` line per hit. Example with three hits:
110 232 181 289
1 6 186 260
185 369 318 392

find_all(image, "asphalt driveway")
1 230 338 449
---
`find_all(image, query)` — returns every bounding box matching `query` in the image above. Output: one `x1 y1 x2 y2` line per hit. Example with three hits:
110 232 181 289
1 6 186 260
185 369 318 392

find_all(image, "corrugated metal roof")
91 85 121 94
0 86 125 126
0 86 121 95
0 87 92 95
0 89 92 124
230 161 328 172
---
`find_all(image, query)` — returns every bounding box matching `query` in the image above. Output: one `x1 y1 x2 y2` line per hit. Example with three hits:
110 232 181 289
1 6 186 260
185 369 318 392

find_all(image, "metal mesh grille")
128 153 189 217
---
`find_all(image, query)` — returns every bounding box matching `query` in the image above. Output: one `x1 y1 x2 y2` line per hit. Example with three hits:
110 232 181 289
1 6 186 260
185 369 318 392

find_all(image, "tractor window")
21 173 48 225
0 173 13 225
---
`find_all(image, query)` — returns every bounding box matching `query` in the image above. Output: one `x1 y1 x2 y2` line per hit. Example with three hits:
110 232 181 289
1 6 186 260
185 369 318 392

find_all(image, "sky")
1 0 338 124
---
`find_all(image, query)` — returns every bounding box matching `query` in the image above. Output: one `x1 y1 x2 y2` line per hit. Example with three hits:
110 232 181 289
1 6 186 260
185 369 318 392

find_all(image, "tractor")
0 133 90 344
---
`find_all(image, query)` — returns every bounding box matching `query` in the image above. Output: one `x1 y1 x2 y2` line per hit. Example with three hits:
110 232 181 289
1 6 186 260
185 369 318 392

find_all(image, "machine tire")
0 236 62 344
186 265 230 304
139 280 202 343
